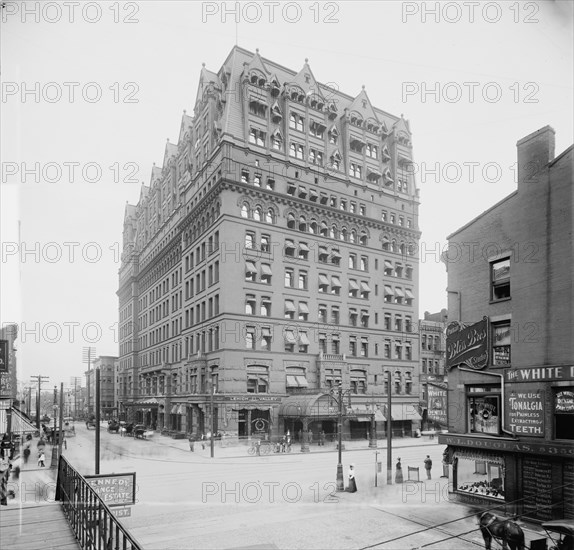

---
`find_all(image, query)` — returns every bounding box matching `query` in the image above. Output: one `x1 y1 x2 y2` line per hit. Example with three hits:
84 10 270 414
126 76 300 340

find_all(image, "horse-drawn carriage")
107 420 120 433
478 512 574 550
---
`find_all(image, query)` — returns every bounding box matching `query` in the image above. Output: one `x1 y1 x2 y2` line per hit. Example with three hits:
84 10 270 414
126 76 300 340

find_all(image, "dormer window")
249 99 267 118
271 102 282 123
350 136 365 153
383 168 394 184
309 120 326 139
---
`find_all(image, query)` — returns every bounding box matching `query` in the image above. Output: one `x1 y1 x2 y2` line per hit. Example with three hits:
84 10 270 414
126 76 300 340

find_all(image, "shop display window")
455 452 505 500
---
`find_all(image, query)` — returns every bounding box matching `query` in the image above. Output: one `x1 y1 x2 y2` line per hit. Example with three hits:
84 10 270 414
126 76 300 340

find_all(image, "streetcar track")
368 504 484 549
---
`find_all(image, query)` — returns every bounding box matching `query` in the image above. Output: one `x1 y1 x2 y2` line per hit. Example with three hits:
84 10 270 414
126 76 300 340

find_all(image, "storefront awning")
279 394 337 419
390 403 422 421
0 408 37 434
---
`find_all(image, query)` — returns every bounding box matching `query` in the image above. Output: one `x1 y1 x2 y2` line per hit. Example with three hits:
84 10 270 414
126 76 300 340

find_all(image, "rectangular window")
285 268 294 288
492 322 511 365
468 385 501 435
555 389 574 440
491 258 510 301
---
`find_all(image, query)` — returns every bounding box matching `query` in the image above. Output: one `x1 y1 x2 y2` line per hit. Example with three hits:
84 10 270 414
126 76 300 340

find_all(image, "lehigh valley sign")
446 317 488 370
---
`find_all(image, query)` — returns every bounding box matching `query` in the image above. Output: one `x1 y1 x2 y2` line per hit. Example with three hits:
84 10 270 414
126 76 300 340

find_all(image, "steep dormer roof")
347 86 379 124
178 110 194 142
124 202 137 221
290 58 324 99
393 114 411 136
163 140 178 167
195 62 220 107
150 164 162 185
244 48 271 79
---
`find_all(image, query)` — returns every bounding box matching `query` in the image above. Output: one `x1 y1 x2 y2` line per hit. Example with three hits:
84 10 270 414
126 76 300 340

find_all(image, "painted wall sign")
506 389 545 437
439 434 574 457
0 340 8 373
446 317 488 370
427 383 448 426
505 366 574 382
555 391 574 413
85 473 136 507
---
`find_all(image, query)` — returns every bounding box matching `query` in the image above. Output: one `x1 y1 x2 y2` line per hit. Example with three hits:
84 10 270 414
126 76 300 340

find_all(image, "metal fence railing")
55 455 143 550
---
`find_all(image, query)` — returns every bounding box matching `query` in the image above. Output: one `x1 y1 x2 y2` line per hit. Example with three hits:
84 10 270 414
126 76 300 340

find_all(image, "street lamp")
329 381 351 492
82 346 96 416
368 401 378 449
210 373 216 459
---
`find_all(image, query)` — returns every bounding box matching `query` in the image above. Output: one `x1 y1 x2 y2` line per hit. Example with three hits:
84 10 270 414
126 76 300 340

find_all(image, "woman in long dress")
395 457 404 483
346 464 358 492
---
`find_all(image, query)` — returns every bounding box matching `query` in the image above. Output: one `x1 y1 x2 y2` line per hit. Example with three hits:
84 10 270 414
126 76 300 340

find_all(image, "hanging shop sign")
427 382 448 426
506 388 545 437
446 317 488 370
0 340 8 373
505 365 574 383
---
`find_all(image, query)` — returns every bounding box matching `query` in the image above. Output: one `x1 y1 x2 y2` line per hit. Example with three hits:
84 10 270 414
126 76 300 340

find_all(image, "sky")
1 0 573 389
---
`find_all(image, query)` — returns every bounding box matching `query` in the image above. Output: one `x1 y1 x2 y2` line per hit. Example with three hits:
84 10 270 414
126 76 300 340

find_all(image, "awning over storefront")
0 408 37 434
453 449 505 465
279 394 337 419
390 403 422 421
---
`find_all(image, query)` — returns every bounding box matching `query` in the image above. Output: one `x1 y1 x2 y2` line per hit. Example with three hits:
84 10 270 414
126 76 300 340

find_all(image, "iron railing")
55 455 143 550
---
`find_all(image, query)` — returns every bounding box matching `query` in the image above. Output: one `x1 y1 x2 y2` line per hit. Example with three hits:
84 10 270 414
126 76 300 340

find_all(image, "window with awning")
283 330 296 343
384 285 393 296
299 242 310 252
299 332 310 345
405 289 414 299
245 261 257 274
394 287 405 297
384 260 393 270
360 282 371 292
284 300 295 312
319 274 330 285
349 280 359 290
298 302 309 314
331 276 341 288
261 264 272 276
331 250 342 260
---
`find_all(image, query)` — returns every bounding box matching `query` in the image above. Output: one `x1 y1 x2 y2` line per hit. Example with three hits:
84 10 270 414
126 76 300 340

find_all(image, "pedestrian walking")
345 464 357 493
38 451 45 468
0 458 10 505
424 455 432 479
23 444 31 464
395 458 404 483
188 435 195 452
319 430 325 446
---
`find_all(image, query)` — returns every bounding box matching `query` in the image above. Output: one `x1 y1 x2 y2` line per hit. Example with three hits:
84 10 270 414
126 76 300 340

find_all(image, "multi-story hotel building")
440 126 574 521
118 46 422 442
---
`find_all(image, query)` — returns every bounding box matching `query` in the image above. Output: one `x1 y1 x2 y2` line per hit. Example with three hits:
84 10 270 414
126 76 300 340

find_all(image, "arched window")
399 243 406 255
287 213 296 229
320 221 328 237
340 228 348 242
299 216 307 232
330 225 338 239
349 229 356 243
309 220 317 234
391 240 397 253
265 208 274 224
360 232 368 246
253 207 262 221
241 204 249 218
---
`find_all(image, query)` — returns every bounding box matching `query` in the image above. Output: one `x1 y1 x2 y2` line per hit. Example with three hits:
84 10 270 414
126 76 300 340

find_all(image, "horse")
478 511 525 550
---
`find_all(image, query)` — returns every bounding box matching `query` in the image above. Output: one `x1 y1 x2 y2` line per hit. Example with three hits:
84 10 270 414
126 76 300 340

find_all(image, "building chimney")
516 126 555 185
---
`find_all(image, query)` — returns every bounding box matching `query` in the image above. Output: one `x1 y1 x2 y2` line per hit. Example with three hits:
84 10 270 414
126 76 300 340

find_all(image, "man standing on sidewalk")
424 455 432 479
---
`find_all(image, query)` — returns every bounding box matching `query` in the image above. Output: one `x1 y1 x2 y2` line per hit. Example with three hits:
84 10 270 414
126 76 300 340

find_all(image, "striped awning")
0 408 37 434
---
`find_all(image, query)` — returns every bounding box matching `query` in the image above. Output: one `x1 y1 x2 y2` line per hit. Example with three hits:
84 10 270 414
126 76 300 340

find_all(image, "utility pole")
95 367 100 474
30 375 49 430
82 347 96 417
387 371 393 485
57 382 64 462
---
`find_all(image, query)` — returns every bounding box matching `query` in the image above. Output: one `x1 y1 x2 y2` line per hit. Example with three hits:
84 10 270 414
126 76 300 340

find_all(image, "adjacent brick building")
440 126 574 520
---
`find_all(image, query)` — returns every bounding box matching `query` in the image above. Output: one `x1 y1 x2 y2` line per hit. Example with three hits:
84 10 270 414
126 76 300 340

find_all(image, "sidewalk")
148 432 442 459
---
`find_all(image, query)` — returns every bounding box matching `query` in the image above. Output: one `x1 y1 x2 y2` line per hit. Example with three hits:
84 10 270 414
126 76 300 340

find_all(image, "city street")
62 425 485 550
